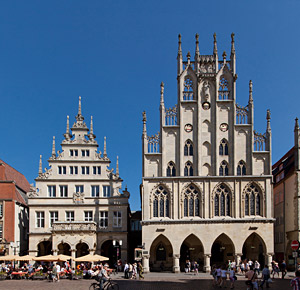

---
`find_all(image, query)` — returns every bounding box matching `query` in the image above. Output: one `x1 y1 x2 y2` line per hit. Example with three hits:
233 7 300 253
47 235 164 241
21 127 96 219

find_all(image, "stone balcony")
52 221 97 233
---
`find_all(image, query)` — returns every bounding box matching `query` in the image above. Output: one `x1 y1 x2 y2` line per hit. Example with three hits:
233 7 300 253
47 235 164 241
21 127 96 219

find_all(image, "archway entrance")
180 234 204 272
37 241 52 256
211 234 235 266
101 240 115 267
149 235 173 272
242 233 266 267
76 242 89 258
58 243 71 256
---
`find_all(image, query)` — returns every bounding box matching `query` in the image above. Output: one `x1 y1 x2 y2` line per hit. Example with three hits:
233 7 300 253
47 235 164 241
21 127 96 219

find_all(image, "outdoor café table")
11 271 26 279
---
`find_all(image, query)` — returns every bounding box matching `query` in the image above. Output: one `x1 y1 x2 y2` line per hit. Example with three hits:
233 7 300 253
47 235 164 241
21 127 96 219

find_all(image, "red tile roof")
0 160 30 193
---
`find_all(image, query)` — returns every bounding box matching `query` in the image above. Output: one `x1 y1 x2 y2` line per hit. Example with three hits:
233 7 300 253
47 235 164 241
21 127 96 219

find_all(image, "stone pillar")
267 253 273 268
204 254 211 273
173 254 180 273
89 249 95 255
53 249 58 256
71 249 76 269
235 253 242 266
29 250 38 257
142 255 150 273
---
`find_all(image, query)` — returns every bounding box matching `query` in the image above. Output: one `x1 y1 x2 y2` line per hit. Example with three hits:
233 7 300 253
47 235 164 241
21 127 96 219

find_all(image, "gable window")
48 185 56 197
103 186 111 197
219 161 229 176
81 166 90 175
184 161 193 176
91 185 100 197
58 166 66 175
218 76 229 100
75 185 84 193
184 140 193 156
84 211 93 222
59 185 68 197
183 77 194 100
70 166 78 175
66 211 74 222
70 149 78 157
93 166 101 175
82 150 90 157
166 162 176 177
237 160 246 176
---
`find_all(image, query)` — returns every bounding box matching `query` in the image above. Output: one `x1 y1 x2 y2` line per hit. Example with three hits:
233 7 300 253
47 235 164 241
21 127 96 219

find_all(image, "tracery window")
218 76 229 100
219 161 229 176
184 161 193 176
166 161 176 177
244 183 261 216
219 139 228 156
153 186 170 218
183 77 194 100
214 184 231 217
183 185 200 217
184 140 193 156
237 160 246 176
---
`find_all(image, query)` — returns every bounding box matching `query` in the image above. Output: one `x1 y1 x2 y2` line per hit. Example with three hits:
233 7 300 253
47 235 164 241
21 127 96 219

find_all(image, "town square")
1 0 300 289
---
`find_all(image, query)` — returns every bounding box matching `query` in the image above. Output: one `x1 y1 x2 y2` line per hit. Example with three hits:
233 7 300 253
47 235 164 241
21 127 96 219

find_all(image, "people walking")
137 262 144 280
260 265 271 288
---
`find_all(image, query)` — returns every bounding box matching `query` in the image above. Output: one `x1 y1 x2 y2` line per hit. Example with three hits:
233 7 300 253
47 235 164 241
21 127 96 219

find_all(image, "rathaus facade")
28 98 129 264
141 34 274 273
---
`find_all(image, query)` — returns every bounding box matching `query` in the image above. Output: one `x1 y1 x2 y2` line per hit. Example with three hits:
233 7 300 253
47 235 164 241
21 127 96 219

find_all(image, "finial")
249 80 253 103
222 51 227 63
39 155 42 175
142 111 147 135
78 96 82 116
116 156 119 177
213 33 218 55
266 109 271 131
103 136 107 157
90 116 94 135
52 136 56 158
64 115 71 140
195 33 200 57
178 34 182 56
160 82 164 105
187 51 191 64
231 33 235 54
295 118 299 130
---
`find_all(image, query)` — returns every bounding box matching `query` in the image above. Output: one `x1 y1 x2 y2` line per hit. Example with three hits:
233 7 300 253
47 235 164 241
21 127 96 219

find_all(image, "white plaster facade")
141 34 274 273
28 98 129 265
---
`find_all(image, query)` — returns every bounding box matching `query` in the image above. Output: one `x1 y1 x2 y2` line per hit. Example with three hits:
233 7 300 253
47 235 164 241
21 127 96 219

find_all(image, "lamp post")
113 239 122 273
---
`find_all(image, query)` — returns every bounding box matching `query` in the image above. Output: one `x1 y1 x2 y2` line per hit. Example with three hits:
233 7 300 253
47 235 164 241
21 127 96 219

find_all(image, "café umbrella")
75 254 109 262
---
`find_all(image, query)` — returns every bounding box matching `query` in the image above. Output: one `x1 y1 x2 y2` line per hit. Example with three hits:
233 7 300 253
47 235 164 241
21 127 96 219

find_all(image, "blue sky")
0 1 299 211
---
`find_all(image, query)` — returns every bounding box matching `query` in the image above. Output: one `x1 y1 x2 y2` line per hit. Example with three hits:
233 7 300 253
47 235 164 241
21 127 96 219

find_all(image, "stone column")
53 249 58 256
71 249 76 269
142 255 150 273
267 253 273 268
29 250 38 257
203 254 211 273
235 253 242 266
89 249 95 255
173 254 180 273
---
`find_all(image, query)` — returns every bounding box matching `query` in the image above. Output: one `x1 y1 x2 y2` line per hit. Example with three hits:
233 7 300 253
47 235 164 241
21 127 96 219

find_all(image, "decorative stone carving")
73 192 85 204
52 222 96 233
28 184 39 198
37 167 52 179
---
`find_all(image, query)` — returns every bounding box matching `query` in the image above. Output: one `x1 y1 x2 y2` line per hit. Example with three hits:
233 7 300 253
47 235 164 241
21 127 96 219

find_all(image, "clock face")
220 123 229 132
202 102 211 110
184 124 193 133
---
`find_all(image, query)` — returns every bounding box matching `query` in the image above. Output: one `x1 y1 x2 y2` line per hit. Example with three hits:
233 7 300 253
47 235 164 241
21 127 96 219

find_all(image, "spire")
249 80 253 103
89 116 96 141
160 82 165 105
295 117 299 131
52 136 56 158
231 33 235 55
39 155 42 175
142 111 147 136
213 33 218 55
266 109 271 132
103 136 107 157
222 51 227 64
76 96 84 122
195 33 200 59
64 115 72 140
116 156 119 177
177 34 182 57
187 51 191 65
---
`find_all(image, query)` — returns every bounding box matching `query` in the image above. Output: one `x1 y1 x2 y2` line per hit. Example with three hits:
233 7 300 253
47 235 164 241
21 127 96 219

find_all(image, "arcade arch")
211 234 235 265
242 233 266 267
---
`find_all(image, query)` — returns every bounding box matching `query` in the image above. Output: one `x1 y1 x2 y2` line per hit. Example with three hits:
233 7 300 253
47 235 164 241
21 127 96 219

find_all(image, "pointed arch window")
214 184 231 217
219 139 228 156
184 140 193 156
183 185 201 217
166 161 176 177
218 76 229 100
244 183 262 216
219 161 229 176
152 186 170 218
184 161 194 176
237 160 246 176
183 77 194 100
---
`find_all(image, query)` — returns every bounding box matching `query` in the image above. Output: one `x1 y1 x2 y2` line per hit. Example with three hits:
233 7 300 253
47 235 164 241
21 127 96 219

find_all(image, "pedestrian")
228 267 236 289
211 264 217 286
245 265 258 290
216 265 222 286
220 264 228 288
124 261 129 279
138 262 144 280
291 270 300 290
193 261 198 275
56 262 60 282
281 260 287 279
52 263 57 282
260 265 271 288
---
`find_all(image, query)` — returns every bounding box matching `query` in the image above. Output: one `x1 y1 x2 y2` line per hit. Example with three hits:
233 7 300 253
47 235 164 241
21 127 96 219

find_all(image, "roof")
0 160 31 193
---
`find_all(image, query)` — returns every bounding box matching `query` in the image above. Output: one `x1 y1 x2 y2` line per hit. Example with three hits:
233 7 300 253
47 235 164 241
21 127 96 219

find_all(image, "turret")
177 34 183 75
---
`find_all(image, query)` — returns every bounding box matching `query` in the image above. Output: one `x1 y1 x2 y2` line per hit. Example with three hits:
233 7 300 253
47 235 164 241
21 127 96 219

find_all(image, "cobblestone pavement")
0 272 293 290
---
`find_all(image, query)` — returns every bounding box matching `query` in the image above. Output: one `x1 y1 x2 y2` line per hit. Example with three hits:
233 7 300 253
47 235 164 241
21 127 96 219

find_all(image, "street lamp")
113 240 122 273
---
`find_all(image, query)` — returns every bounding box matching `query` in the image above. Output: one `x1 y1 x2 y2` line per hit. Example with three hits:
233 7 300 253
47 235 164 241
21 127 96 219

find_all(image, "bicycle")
89 278 119 290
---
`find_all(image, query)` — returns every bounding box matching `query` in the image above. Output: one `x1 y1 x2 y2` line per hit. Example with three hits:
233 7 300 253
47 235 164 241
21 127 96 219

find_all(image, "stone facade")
141 34 274 273
272 118 300 266
28 97 129 265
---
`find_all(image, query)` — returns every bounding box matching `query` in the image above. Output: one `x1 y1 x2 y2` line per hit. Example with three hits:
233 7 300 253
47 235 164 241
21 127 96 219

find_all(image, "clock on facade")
219 123 229 132
184 124 193 133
